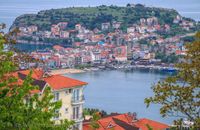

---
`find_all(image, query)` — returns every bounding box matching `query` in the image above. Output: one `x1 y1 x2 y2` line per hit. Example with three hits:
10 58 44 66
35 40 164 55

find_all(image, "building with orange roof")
13 68 88 130
114 46 128 62
53 45 64 51
75 24 82 30
83 113 139 130
83 113 169 130
133 118 169 130
51 24 60 36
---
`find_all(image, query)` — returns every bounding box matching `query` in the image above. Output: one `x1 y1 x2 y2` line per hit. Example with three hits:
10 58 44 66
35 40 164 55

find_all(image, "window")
65 90 69 95
25 97 30 105
107 123 114 129
73 106 80 119
69 89 72 93
54 110 59 120
54 92 59 101
65 108 68 114
72 89 80 102
73 124 80 130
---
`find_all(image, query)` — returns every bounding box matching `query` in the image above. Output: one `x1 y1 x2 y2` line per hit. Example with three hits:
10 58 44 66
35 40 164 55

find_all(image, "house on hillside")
101 22 111 30
14 69 88 130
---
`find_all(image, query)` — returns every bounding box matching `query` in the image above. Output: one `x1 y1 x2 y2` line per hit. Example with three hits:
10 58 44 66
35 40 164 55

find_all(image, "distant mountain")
10 5 183 31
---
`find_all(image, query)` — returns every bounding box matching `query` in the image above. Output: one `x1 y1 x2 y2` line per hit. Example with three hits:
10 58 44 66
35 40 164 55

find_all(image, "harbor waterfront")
64 69 177 124
0 0 199 129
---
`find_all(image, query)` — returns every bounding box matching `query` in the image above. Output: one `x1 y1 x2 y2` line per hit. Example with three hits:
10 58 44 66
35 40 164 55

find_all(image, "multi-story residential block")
112 21 121 29
43 31 52 38
58 22 68 30
101 22 111 30
60 31 70 38
147 17 158 26
75 24 82 30
27 25 38 34
114 46 128 62
19 27 28 33
51 24 60 36
140 18 146 25
173 15 182 24
91 51 101 64
127 27 136 34
14 69 88 130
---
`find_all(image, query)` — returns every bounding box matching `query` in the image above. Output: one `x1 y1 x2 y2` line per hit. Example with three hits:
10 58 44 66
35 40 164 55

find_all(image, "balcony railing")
71 114 83 121
71 95 85 104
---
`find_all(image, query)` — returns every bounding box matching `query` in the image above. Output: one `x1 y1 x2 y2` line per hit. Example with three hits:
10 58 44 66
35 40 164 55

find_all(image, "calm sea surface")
65 70 176 124
1 0 199 124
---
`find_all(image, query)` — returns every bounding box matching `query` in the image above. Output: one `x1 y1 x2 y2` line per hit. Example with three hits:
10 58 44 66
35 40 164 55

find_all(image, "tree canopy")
145 32 200 129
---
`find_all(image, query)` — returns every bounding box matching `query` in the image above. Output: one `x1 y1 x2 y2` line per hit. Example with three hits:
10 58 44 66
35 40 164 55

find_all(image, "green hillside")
11 5 180 31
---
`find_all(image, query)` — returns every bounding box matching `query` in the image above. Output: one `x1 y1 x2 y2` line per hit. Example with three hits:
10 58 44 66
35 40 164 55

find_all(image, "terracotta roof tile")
18 69 44 80
43 75 87 90
133 118 169 130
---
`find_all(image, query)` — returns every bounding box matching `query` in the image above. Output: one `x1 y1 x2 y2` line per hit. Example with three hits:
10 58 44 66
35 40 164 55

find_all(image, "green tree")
0 25 74 130
145 32 200 129
90 113 101 130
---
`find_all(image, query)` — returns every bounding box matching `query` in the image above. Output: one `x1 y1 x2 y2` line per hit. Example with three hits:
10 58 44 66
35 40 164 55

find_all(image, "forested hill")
11 4 182 31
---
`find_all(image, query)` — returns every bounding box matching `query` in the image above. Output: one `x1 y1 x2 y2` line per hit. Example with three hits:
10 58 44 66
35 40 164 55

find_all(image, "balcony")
71 95 85 105
71 114 84 122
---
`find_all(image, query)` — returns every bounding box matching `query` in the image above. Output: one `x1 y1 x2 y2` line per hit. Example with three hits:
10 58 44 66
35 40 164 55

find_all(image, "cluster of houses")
17 15 195 69
173 15 194 31
18 15 195 42
26 34 187 69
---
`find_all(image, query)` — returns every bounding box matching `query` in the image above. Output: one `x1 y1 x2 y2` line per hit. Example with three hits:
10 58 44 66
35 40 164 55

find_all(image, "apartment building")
14 69 87 130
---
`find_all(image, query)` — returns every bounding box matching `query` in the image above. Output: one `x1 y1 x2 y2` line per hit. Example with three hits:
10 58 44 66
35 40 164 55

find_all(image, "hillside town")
16 15 197 70
1 1 200 130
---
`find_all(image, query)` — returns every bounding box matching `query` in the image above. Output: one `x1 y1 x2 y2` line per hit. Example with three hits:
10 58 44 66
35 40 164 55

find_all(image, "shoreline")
48 65 178 75
49 68 85 75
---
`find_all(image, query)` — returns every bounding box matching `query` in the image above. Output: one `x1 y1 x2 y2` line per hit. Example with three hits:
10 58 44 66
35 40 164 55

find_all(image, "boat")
161 67 177 72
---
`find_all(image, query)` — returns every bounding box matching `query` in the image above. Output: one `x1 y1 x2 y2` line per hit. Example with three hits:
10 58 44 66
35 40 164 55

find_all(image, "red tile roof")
53 45 64 50
83 113 138 130
43 75 87 90
12 69 87 92
18 68 44 80
133 118 169 130
7 70 46 94
83 114 169 130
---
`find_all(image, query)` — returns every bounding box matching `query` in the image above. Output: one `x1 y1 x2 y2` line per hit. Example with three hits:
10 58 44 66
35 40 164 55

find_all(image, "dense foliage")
83 108 108 117
18 36 72 46
145 32 200 129
11 5 180 31
155 53 179 63
0 25 74 130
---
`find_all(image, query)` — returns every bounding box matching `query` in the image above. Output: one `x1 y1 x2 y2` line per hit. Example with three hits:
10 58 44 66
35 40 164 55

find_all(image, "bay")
0 0 198 125
65 70 177 124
